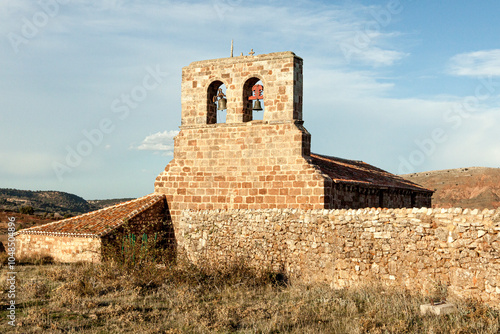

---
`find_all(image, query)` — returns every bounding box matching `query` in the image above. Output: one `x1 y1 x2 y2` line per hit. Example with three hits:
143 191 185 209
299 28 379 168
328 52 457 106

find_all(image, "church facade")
154 51 433 231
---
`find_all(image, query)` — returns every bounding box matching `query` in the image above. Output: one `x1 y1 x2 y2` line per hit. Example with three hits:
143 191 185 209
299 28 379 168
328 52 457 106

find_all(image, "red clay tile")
17 194 166 238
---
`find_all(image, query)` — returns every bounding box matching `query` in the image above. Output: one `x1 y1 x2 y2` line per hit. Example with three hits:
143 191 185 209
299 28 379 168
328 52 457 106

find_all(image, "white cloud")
58 0 407 68
355 48 407 67
0 1 408 69
253 3 409 67
448 49 500 76
132 130 179 155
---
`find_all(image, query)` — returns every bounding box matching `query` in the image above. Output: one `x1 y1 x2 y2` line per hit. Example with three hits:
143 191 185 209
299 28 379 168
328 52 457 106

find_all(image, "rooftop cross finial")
231 40 233 57
249 49 255 56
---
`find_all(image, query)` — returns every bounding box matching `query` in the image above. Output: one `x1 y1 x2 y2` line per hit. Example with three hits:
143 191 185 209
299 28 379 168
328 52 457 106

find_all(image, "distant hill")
88 198 136 210
401 167 500 209
0 188 133 216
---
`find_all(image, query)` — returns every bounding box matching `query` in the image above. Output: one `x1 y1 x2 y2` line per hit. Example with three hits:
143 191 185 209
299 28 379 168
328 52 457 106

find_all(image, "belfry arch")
207 80 227 124
179 51 304 126
242 77 265 122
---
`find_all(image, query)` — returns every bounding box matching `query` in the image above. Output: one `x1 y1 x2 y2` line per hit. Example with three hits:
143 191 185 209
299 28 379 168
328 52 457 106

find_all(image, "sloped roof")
310 153 432 192
17 194 166 238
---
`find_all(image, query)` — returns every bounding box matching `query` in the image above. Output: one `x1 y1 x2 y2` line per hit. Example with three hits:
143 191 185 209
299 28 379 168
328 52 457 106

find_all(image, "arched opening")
207 81 227 124
243 78 265 122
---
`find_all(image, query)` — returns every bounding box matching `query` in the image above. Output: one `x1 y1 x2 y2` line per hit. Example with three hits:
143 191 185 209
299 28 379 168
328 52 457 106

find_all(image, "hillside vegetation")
401 167 500 209
0 188 133 216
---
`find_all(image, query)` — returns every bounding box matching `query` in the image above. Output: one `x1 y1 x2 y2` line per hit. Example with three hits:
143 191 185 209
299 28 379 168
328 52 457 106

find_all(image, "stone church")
16 51 432 262
154 51 432 226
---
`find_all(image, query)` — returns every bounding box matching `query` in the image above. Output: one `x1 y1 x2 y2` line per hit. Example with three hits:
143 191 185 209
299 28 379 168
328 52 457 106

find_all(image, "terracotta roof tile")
310 153 433 193
17 194 166 238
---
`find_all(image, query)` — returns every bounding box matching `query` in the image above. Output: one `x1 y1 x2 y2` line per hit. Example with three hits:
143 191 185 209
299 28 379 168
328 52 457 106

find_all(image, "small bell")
217 97 227 110
252 99 263 111
249 84 264 111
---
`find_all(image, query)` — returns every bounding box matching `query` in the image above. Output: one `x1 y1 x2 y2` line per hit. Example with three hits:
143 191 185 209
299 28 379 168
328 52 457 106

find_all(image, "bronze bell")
252 99 263 111
217 97 227 110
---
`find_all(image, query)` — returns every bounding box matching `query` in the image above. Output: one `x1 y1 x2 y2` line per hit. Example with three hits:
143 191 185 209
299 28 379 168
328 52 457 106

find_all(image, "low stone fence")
180 207 500 306
15 235 101 263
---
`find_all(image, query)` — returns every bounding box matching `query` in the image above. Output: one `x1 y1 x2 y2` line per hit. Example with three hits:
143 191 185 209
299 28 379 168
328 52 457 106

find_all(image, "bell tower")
180 51 304 125
155 51 326 234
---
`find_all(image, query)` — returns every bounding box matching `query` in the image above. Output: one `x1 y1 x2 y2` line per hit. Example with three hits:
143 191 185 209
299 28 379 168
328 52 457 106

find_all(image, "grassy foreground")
1 255 499 333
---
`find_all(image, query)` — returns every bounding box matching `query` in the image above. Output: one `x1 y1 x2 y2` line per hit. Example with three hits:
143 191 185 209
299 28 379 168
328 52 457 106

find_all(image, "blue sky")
1 0 499 200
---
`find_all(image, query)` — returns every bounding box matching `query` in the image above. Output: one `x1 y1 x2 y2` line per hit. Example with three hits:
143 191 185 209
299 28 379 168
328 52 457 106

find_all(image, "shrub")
0 252 8 267
19 205 34 215
18 254 54 265
102 219 175 271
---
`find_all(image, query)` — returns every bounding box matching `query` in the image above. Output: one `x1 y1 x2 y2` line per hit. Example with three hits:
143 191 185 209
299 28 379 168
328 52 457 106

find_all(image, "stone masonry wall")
155 52 328 246
179 51 303 125
115 197 170 237
180 207 500 307
155 123 325 212
15 234 101 263
103 197 175 252
155 122 326 247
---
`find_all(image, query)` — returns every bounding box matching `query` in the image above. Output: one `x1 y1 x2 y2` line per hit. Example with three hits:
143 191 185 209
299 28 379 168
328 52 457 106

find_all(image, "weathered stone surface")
181 207 500 308
15 235 101 262
420 303 457 316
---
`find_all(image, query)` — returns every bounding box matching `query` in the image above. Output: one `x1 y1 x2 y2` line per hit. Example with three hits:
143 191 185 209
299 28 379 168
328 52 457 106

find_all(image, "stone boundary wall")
15 235 101 263
180 207 500 307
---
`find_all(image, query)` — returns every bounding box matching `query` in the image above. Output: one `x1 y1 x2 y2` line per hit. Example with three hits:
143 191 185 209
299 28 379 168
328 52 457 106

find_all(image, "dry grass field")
1 251 499 334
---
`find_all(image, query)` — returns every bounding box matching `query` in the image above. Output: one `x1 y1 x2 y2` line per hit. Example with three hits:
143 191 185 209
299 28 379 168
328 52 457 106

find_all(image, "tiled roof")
17 194 166 238
310 153 433 192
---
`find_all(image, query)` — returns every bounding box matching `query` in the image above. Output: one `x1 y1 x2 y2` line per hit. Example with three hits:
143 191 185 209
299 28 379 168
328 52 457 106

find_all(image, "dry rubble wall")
15 234 101 263
180 207 500 307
